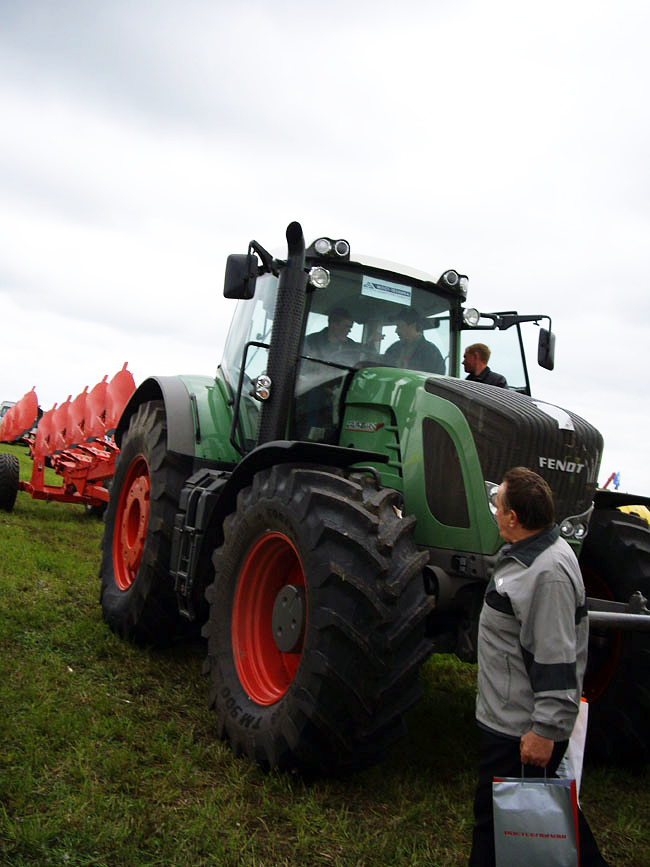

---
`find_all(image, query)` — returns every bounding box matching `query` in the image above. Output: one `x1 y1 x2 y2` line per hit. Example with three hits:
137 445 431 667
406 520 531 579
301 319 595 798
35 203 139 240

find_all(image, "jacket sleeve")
516 573 581 740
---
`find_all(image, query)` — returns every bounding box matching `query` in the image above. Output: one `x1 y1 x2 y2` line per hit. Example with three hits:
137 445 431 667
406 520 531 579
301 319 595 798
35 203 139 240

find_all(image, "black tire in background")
579 507 650 764
99 400 192 646
0 452 20 512
202 464 433 773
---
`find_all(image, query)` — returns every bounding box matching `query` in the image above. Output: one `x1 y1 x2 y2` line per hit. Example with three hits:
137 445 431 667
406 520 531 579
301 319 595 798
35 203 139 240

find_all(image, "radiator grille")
423 379 603 521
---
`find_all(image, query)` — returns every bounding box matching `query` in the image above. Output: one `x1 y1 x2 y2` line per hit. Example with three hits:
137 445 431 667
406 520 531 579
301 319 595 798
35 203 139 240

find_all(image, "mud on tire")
202 464 434 773
99 400 192 646
579 507 650 764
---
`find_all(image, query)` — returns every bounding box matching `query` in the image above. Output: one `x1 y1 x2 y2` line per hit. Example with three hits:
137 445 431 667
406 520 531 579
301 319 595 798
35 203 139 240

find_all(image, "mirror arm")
249 240 279 277
495 313 552 331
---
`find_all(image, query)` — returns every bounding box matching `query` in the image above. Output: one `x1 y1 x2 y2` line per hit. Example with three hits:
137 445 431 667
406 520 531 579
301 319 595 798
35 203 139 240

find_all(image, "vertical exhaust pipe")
256 221 307 445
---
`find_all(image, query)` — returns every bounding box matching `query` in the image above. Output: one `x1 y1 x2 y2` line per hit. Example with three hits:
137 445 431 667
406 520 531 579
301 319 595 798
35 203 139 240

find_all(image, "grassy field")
1 442 648 866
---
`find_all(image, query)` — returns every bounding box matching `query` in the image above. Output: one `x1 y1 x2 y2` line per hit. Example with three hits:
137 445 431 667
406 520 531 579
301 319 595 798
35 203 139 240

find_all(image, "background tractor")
99 221 650 773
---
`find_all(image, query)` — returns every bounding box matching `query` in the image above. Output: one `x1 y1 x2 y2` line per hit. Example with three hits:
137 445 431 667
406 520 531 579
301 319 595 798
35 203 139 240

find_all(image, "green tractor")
99 221 650 772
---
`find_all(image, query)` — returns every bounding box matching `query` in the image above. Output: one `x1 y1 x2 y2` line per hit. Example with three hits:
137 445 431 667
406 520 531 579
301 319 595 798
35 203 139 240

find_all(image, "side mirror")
223 253 258 299
538 328 555 371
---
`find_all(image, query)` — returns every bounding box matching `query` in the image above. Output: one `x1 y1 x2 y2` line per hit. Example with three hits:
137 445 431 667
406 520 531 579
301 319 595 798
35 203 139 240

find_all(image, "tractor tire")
99 400 192 646
202 464 433 773
0 453 20 512
579 507 650 764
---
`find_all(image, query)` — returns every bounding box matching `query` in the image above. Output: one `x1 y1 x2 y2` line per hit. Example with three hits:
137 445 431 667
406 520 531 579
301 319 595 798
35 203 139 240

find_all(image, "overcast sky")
1 0 648 494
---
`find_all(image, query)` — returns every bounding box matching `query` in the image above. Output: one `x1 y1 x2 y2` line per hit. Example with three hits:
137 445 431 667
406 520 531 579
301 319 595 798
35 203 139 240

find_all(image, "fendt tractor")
100 221 650 773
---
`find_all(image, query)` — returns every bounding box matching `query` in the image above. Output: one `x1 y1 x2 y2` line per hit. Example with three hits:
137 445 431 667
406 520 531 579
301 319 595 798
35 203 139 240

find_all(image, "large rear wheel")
99 400 192 645
579 507 650 763
0 452 19 512
202 464 433 773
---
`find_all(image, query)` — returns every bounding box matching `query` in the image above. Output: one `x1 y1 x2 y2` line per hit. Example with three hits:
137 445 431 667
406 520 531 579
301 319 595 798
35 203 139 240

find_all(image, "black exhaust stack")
256 221 307 446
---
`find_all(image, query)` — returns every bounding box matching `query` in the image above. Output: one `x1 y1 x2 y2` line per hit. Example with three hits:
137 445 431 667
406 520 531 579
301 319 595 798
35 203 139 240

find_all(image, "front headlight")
485 481 500 517
314 238 332 255
559 504 594 540
308 266 330 289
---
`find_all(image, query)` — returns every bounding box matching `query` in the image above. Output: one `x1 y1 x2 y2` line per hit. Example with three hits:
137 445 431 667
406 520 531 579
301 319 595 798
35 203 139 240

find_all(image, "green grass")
1 442 647 865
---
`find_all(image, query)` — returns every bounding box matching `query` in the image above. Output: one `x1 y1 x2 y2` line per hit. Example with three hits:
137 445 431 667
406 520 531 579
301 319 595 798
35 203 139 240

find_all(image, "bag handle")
520 764 547 779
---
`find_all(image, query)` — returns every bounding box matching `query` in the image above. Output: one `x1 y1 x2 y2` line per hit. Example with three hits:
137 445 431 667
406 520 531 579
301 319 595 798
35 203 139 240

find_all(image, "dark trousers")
469 728 607 866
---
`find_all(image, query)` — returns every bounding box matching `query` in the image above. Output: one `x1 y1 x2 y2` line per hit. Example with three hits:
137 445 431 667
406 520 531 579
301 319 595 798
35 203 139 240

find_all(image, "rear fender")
115 376 197 457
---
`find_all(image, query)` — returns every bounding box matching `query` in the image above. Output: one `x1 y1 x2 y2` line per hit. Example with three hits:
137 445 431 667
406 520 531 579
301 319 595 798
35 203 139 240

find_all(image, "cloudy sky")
1 0 648 494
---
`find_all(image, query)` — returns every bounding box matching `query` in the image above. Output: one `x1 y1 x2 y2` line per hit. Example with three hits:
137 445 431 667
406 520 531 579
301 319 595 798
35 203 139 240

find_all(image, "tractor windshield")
302 267 453 375
294 267 455 442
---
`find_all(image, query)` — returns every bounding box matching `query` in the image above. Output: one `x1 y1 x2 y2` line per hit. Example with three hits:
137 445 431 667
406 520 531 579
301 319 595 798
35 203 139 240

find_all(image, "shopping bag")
556 697 589 800
492 775 580 866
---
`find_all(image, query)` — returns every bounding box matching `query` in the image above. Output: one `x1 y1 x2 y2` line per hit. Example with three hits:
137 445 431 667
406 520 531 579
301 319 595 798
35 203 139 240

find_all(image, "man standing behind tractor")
463 343 508 387
469 467 607 866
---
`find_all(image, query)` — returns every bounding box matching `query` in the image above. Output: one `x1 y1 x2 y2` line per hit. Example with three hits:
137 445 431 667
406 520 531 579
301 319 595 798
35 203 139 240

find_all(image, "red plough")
0 363 135 511
0 387 39 444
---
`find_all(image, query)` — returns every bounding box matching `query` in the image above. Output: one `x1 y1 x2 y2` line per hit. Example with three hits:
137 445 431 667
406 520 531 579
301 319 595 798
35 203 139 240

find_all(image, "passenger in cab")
383 309 445 374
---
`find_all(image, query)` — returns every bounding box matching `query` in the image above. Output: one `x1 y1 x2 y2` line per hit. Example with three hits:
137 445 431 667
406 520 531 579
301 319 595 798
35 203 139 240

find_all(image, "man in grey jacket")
469 466 607 866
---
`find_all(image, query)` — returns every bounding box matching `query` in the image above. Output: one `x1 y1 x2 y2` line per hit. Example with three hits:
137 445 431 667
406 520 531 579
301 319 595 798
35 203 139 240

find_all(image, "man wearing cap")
383 309 445 374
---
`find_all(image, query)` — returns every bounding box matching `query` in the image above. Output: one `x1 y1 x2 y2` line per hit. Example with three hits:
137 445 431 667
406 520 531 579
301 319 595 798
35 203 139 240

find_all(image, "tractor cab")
221 229 555 454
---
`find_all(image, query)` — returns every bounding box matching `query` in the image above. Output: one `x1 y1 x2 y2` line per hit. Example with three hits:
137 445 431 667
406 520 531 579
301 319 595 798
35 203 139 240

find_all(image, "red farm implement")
0 363 135 513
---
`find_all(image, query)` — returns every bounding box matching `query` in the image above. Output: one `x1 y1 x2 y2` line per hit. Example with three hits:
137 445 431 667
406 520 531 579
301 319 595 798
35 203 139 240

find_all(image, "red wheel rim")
582 565 622 702
232 532 306 705
112 456 150 591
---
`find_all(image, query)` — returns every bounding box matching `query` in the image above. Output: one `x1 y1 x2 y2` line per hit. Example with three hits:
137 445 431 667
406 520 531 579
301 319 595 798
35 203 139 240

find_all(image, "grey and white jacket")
475 525 588 742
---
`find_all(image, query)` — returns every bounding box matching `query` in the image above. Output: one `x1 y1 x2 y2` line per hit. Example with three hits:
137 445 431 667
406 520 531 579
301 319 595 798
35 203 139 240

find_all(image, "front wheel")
202 464 433 773
99 400 191 646
579 507 650 763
